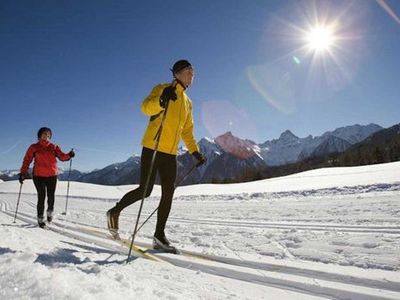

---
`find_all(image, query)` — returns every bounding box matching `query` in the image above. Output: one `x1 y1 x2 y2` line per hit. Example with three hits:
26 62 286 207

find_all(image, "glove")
68 150 75 158
192 151 206 167
159 86 177 108
18 173 25 184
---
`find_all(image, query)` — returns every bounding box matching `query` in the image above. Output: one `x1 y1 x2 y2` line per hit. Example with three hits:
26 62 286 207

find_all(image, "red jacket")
20 140 71 177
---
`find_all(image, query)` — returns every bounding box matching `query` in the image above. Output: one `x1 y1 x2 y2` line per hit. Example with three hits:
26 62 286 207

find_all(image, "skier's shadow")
60 241 138 265
34 244 131 271
35 248 83 266
0 247 17 255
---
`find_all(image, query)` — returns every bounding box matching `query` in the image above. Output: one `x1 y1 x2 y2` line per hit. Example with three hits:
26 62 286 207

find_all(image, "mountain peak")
215 132 260 160
323 123 382 144
217 131 234 139
279 130 298 140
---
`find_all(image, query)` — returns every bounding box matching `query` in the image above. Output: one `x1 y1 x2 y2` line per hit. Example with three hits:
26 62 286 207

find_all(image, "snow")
175 161 400 196
1 161 400 299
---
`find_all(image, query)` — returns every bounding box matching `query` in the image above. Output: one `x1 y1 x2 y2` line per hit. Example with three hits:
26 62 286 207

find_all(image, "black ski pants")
33 176 57 217
114 147 177 235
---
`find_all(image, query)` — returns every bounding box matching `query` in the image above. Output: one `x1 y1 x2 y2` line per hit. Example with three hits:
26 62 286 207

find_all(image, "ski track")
1 196 400 300
16 195 398 235
55 199 400 233
1 181 399 202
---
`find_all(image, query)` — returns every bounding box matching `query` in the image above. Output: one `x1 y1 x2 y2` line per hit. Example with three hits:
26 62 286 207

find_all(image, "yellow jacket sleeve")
181 99 199 154
141 84 164 116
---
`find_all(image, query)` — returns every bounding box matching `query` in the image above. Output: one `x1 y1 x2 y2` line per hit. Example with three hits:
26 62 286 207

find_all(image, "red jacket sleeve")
54 145 71 161
20 145 35 175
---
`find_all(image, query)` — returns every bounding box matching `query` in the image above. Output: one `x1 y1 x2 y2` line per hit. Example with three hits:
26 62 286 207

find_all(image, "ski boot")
38 216 46 228
47 210 53 223
107 209 120 240
153 233 179 254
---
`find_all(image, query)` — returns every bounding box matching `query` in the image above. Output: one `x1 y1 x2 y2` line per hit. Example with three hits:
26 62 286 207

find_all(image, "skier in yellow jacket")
107 60 205 251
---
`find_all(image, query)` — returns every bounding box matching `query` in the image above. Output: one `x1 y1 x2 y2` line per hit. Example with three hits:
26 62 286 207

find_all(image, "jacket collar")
38 139 51 147
174 79 187 92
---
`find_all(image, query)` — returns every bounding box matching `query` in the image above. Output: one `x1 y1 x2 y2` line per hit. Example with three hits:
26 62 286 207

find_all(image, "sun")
305 26 335 52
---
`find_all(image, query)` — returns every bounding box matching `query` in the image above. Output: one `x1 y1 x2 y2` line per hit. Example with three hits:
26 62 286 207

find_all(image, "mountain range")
1 123 392 185
180 123 382 184
260 122 400 180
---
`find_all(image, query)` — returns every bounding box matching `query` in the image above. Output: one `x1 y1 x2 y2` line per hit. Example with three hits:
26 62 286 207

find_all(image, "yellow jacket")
141 82 199 155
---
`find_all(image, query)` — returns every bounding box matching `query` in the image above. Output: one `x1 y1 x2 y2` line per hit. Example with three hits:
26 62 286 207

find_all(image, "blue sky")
1 0 399 171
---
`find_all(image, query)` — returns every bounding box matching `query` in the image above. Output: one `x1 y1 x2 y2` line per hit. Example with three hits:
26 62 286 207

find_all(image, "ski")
54 218 215 263
121 237 181 255
81 223 213 261
153 246 181 255
108 236 165 262
68 224 165 262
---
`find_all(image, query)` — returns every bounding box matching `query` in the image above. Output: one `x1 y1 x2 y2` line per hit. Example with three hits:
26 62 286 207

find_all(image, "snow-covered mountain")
260 130 311 166
215 132 262 160
177 124 382 184
176 137 222 184
310 135 351 158
200 132 265 183
176 132 266 184
57 168 86 181
78 156 141 185
260 123 382 165
336 123 400 165
0 169 19 178
322 123 383 144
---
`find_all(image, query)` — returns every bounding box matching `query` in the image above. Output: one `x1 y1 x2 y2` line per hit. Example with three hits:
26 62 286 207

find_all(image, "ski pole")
131 161 199 238
175 163 198 187
127 83 176 263
62 151 73 215
13 183 23 223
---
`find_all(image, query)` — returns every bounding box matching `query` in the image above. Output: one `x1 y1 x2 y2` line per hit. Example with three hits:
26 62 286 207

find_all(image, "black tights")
114 147 177 235
33 176 57 217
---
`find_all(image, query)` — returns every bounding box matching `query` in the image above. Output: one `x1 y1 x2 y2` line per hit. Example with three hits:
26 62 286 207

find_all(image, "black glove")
159 86 177 108
68 150 75 158
192 151 206 167
18 173 25 184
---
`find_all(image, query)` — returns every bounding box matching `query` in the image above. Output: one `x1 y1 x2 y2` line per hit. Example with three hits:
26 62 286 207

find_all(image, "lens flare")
292 56 301 64
201 100 258 139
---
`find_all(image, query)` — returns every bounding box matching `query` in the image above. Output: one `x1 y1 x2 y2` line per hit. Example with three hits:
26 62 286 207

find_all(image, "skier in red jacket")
19 127 75 228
